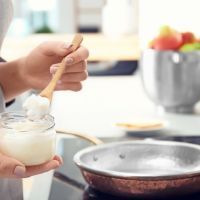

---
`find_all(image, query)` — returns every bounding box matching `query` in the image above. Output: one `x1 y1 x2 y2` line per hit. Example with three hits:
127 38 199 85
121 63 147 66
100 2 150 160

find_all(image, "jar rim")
0 111 55 133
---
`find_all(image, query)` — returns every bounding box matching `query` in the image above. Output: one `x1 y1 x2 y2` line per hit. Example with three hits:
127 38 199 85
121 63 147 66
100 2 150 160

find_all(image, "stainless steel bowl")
140 49 200 113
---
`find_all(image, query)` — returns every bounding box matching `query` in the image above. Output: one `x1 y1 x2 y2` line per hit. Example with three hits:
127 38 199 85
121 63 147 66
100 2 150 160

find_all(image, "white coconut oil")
23 94 50 120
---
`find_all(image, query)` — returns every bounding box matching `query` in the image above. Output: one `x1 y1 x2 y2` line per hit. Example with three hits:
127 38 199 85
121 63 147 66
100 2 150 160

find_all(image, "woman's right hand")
0 153 63 178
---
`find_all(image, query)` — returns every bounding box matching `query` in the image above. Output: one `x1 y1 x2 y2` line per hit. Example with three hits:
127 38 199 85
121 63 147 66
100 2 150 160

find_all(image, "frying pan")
57 129 200 198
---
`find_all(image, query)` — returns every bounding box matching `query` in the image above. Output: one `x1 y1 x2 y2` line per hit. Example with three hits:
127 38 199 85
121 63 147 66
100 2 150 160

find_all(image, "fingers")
60 71 88 83
55 82 82 91
38 41 89 61
50 60 88 92
54 71 88 91
0 153 25 178
48 45 88 92
39 41 74 57
24 155 63 178
50 61 87 74
53 155 63 165
0 154 63 179
25 160 59 178
63 46 89 65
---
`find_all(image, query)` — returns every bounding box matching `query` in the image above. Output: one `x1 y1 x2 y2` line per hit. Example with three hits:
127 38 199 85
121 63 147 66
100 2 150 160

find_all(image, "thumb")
0 153 26 178
39 41 73 57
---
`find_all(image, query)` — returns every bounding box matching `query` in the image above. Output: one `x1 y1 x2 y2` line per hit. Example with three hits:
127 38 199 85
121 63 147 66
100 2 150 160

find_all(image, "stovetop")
49 135 200 200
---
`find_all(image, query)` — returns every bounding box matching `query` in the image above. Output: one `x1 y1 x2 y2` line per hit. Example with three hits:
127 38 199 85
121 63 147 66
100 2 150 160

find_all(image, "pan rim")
73 140 200 180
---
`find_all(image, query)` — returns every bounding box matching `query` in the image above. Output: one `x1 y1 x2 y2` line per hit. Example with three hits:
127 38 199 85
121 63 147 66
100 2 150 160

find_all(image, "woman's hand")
0 40 89 101
20 41 89 92
0 153 63 178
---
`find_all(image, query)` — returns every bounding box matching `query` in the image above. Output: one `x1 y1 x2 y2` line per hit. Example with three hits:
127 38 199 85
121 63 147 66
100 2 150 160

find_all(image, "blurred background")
4 0 200 135
5 2 200 198
11 0 138 35
5 0 139 77
7 0 200 77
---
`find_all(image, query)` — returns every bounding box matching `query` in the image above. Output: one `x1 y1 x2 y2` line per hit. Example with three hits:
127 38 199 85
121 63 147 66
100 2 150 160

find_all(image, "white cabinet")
49 0 105 33
49 0 77 33
78 0 105 28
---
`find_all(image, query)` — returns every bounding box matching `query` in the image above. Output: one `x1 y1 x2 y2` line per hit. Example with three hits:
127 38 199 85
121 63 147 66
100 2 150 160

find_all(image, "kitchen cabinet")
77 0 104 29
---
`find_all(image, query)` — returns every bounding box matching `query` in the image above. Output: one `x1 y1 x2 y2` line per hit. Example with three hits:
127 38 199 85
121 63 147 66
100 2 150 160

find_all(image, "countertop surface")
51 75 157 138
51 75 200 137
2 33 139 61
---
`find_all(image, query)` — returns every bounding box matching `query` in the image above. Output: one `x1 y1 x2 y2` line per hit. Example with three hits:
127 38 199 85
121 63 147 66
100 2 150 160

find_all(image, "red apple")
153 26 183 50
181 32 197 44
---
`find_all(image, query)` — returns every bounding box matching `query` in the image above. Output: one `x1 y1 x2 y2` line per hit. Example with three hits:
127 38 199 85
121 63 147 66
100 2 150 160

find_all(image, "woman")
0 0 89 199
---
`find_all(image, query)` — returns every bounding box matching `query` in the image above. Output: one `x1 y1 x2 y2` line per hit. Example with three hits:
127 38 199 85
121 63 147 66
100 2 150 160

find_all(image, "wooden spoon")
39 34 83 101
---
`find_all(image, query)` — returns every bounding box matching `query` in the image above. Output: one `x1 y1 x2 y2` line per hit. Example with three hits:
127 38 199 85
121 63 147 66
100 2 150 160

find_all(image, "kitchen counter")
2 33 139 61
51 75 157 137
51 75 200 136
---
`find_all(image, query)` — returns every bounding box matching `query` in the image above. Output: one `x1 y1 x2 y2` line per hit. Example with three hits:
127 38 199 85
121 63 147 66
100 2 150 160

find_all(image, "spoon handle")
56 129 103 145
40 34 83 100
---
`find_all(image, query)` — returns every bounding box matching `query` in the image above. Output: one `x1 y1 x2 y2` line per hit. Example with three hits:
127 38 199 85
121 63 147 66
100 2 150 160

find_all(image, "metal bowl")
140 49 200 113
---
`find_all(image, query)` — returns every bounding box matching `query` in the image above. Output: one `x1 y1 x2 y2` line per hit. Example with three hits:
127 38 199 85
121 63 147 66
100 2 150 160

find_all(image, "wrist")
17 57 31 90
0 58 30 101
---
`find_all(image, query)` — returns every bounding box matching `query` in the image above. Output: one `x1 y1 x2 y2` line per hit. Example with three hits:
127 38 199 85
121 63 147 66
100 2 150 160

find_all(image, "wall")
12 0 138 34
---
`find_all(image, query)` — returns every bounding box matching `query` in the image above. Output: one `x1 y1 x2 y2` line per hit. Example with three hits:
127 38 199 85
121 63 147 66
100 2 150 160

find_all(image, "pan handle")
56 129 104 145
54 171 85 191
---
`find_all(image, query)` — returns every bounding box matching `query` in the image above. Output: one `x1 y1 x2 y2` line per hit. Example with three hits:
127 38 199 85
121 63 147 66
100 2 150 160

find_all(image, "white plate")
116 120 168 136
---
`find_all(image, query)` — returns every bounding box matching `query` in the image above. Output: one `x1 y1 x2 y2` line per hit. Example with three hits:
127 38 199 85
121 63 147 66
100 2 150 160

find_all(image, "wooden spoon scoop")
40 34 83 101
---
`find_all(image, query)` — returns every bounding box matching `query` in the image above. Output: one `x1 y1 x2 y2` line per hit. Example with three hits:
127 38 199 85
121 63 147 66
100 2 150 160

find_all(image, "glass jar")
0 112 56 166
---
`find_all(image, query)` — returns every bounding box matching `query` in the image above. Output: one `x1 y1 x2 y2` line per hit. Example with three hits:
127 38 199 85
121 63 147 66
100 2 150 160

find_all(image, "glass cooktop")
49 135 200 200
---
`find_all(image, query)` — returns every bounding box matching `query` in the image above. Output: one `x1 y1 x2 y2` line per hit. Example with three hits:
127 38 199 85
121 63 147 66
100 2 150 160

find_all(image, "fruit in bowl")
179 42 200 52
149 25 183 50
141 26 200 113
149 25 200 52
181 32 196 44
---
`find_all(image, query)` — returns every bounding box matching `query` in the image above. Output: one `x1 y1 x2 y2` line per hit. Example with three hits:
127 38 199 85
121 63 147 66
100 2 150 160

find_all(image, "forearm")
0 58 29 101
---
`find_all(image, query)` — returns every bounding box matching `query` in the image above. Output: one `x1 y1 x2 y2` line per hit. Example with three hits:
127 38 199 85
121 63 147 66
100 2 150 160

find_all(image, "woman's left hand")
19 41 89 92
0 153 63 178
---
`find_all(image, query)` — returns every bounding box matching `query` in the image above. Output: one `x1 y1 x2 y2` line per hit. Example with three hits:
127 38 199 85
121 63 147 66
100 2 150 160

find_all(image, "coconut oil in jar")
0 112 56 166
